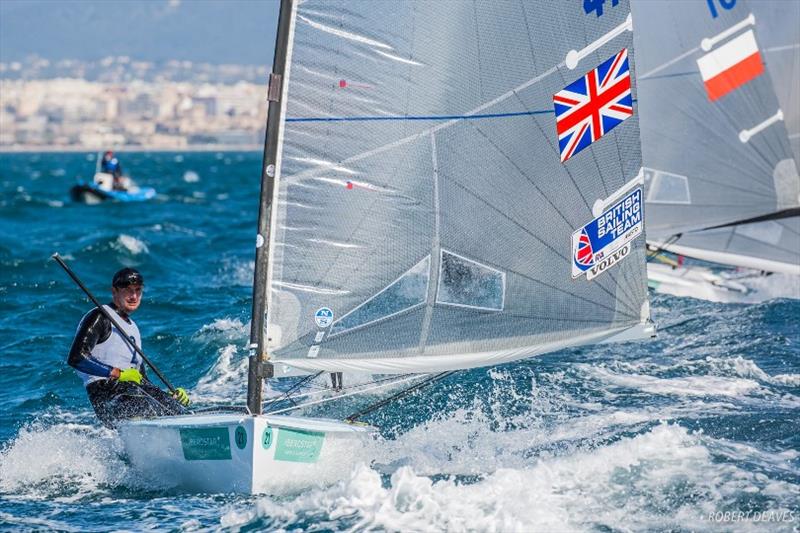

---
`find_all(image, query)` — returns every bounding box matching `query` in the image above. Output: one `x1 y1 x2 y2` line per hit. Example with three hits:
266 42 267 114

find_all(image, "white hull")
119 413 373 494
647 262 749 303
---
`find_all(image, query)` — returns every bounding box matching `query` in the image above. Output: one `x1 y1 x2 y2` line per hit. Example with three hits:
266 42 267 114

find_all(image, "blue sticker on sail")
314 307 334 328
572 188 643 280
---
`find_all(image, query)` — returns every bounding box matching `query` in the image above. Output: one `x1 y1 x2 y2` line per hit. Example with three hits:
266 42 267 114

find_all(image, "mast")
247 0 294 415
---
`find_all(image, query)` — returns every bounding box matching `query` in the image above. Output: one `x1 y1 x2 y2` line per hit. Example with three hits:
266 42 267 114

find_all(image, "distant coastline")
0 144 263 154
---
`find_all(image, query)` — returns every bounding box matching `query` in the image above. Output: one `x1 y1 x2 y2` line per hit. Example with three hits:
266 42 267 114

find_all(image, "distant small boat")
70 172 156 204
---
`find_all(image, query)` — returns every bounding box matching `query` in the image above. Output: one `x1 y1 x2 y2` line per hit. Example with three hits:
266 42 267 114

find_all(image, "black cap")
112 267 144 288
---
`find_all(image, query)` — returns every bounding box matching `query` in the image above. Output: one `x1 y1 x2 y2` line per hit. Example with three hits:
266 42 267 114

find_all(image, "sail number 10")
706 0 737 18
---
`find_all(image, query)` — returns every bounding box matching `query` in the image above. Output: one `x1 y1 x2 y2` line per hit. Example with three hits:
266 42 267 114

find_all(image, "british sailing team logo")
572 188 643 280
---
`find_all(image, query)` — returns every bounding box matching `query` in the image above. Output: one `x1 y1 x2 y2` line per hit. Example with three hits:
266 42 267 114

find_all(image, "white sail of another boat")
633 0 800 279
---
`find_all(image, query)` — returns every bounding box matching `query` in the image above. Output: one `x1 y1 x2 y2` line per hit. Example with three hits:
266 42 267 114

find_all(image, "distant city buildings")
0 56 269 150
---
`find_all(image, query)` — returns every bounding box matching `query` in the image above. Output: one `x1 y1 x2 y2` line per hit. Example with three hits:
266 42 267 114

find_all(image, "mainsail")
752 0 800 167
259 0 652 374
633 0 800 274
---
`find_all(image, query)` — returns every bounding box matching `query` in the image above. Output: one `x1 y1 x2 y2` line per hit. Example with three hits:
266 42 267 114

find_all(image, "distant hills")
0 0 279 66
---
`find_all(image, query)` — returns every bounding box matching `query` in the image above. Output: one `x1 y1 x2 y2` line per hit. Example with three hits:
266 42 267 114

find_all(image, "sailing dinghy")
633 0 800 301
120 0 654 494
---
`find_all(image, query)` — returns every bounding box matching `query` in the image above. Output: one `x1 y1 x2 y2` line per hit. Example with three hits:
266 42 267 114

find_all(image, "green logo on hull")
274 428 324 463
179 427 232 461
262 427 273 450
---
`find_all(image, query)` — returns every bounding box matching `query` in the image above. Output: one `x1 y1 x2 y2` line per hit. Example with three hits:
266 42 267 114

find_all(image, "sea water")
0 152 797 531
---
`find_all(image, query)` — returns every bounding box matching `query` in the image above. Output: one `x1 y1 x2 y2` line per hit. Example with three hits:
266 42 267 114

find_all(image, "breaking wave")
222 422 798 532
0 420 128 500
111 234 149 255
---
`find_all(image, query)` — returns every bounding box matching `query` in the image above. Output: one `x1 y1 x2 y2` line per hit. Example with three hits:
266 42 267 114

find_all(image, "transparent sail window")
734 220 783 245
644 168 691 204
330 256 430 336
436 250 505 311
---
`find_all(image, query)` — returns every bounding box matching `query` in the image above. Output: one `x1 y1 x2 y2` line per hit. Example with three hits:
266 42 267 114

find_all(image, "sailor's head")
103 150 114 160
111 267 144 314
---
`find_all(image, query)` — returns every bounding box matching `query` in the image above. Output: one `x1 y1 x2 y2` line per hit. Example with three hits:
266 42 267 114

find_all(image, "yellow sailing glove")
172 387 190 406
118 368 142 384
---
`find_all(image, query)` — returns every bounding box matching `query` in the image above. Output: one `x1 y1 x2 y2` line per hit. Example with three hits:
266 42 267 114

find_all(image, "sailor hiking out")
67 267 190 428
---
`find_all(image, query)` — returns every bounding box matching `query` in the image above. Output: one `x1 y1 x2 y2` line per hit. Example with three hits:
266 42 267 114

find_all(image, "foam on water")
586 366 763 397
741 274 800 302
112 234 149 255
183 171 200 183
218 258 254 287
192 344 249 402
221 423 797 532
0 421 128 500
195 317 248 344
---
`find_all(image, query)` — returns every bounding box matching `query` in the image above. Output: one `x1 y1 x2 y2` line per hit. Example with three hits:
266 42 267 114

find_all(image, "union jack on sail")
554 48 633 163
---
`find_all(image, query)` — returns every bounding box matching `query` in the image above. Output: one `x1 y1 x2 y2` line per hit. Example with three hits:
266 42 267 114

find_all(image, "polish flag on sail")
696 29 764 101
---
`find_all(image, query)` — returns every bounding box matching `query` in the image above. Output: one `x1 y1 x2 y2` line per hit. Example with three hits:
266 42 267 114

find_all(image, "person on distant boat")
67 268 191 428
100 150 126 191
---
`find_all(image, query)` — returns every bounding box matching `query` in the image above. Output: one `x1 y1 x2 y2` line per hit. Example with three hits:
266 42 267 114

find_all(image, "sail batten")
263 1 652 374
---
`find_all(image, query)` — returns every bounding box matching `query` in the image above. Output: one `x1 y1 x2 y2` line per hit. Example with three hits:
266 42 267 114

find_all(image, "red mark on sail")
338 79 373 89
344 180 379 192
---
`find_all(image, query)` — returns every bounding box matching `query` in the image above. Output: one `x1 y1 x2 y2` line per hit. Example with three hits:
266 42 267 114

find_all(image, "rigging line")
697 206 800 231
638 70 696 81
262 371 324 411
646 233 683 262
638 46 700 80
765 43 800 53
285 109 554 123
265 373 429 416
345 371 455 422
720 232 799 255
722 221 738 251
774 220 800 237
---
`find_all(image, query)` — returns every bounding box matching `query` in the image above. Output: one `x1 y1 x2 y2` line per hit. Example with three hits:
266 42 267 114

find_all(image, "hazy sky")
0 0 280 65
